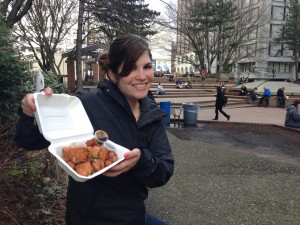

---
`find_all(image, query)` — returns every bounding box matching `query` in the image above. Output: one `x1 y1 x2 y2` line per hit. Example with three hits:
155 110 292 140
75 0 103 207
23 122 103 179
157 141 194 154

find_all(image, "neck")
128 100 140 121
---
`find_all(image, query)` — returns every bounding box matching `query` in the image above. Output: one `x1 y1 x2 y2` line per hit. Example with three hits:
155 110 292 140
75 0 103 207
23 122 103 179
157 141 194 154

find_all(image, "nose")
136 68 147 79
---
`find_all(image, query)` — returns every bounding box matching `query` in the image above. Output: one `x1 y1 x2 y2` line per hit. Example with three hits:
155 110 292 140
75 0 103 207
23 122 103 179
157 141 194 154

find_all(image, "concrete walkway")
197 106 286 125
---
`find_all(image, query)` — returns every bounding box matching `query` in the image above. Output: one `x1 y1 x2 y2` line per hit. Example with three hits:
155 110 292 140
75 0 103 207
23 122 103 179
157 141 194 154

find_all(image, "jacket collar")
98 81 166 127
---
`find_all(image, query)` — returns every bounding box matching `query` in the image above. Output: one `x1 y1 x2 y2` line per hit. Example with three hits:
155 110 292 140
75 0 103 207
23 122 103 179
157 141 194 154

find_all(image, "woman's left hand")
103 148 141 177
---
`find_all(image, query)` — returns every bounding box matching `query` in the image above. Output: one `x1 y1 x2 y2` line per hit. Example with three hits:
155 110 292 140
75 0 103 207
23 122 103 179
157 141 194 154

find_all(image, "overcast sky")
145 0 176 13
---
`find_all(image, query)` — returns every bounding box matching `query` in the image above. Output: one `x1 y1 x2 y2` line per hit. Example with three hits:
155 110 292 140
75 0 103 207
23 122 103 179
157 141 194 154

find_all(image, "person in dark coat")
213 86 230 121
15 34 174 225
249 87 258 101
239 85 247 96
277 87 286 108
285 99 300 128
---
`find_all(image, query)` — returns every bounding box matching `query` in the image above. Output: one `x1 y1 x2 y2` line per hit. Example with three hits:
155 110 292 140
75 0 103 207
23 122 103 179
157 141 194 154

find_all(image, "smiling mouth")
133 83 147 89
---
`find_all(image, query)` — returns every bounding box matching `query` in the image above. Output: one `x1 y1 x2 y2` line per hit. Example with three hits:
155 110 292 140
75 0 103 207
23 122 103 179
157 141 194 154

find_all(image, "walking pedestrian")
213 86 230 121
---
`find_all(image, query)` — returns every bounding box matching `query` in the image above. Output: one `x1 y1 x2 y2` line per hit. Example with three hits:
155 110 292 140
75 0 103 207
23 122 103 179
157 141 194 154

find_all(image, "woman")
285 99 300 128
15 34 174 225
213 86 230 121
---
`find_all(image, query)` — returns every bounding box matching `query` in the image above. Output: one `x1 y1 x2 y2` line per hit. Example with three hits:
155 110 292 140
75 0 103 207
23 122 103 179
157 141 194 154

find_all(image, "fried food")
62 138 119 177
75 161 94 176
67 161 76 169
107 152 118 163
91 159 105 171
63 147 89 164
86 138 99 147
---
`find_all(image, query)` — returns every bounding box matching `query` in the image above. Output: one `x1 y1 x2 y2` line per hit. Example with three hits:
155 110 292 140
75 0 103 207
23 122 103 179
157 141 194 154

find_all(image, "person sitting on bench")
239 85 247 96
157 83 166 95
277 87 286 108
258 87 271 106
176 79 183 89
249 87 258 101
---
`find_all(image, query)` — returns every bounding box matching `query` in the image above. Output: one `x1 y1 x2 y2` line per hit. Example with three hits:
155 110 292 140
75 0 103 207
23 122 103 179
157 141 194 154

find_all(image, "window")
267 62 290 73
248 26 258 40
269 42 282 56
250 0 259 4
241 62 255 72
270 24 282 38
271 6 285 20
249 7 259 22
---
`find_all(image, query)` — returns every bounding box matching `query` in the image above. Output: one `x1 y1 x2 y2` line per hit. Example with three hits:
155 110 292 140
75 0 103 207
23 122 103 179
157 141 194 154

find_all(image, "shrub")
0 19 35 120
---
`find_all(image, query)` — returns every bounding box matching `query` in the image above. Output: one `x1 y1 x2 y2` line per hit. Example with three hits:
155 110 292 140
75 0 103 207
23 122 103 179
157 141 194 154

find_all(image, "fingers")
44 87 52 96
21 87 53 117
21 94 35 117
103 148 141 177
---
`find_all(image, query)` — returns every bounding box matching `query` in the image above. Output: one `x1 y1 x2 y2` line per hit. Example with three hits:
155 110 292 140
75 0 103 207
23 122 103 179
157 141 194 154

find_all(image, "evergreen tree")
0 16 34 120
186 0 239 73
85 0 160 42
276 0 300 80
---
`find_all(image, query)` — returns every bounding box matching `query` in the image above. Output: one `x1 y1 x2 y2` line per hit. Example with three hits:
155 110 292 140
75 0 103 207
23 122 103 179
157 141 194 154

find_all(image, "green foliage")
275 0 300 52
186 0 239 72
0 18 35 119
275 0 300 80
85 0 160 41
0 15 68 120
43 70 68 94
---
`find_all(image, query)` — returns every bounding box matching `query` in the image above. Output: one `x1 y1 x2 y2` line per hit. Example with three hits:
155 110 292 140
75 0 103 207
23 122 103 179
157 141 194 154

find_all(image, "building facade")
236 0 299 81
175 0 300 80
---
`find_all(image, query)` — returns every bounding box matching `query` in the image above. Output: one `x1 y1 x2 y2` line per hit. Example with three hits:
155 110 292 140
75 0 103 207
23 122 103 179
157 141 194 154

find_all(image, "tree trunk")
218 24 223 74
295 54 299 80
75 0 84 91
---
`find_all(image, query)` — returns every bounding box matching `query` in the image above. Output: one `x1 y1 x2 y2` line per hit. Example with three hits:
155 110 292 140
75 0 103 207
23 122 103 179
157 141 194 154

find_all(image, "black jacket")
15 81 174 225
277 88 284 97
215 86 226 108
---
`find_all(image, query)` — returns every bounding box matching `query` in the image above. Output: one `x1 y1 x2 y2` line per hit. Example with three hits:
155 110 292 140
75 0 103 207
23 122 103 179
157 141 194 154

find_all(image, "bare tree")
15 0 77 75
0 0 33 27
160 0 270 74
76 0 85 91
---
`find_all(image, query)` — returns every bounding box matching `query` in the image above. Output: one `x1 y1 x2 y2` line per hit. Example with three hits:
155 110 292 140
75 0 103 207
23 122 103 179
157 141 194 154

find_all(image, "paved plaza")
198 105 287 125
146 106 300 225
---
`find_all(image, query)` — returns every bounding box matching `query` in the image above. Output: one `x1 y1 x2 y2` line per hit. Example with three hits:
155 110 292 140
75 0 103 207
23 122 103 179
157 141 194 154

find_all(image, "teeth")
135 84 146 88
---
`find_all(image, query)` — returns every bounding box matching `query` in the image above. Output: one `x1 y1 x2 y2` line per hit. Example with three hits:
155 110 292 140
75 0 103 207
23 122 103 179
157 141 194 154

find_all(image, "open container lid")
33 93 94 143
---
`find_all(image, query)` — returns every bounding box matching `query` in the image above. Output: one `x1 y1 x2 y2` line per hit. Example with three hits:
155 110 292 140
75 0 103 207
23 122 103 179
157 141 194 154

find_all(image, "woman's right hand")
21 87 52 117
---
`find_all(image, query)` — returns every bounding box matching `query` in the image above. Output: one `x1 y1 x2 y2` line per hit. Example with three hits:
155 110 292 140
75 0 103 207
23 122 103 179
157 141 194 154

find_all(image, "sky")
144 0 177 71
145 0 176 13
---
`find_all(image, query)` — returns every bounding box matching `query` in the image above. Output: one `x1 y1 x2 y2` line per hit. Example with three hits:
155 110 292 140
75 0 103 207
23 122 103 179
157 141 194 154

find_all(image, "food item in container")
63 147 89 164
62 138 118 177
75 161 94 176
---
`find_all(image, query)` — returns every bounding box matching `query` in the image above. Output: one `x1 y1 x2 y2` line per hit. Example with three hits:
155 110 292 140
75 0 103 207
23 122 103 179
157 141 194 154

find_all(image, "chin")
135 91 148 99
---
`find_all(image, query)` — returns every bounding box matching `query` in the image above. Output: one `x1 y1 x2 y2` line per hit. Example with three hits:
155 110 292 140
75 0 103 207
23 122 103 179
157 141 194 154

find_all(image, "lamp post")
272 69 275 80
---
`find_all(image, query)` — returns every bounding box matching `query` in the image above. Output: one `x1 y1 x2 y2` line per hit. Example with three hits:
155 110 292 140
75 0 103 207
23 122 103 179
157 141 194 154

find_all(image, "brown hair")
292 99 300 107
97 51 109 74
97 34 152 81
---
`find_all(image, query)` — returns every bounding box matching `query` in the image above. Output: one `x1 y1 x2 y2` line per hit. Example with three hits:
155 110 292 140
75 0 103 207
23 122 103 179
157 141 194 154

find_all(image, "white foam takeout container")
33 93 129 182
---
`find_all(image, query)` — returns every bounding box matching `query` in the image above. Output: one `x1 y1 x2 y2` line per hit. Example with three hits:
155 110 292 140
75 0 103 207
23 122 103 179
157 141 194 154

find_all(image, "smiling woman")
15 34 174 225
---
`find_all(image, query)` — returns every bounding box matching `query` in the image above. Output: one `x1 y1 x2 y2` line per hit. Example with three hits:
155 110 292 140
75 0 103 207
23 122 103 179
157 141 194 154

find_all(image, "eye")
144 63 152 69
